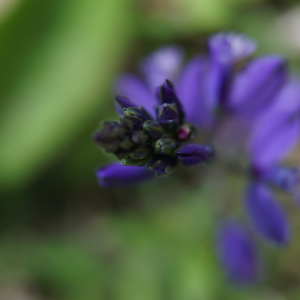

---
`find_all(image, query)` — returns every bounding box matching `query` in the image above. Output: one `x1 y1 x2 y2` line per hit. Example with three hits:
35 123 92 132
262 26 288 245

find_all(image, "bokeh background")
1 0 300 299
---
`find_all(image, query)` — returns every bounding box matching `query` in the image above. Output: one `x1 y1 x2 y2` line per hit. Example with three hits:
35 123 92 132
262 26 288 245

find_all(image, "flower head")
94 78 214 178
93 32 300 284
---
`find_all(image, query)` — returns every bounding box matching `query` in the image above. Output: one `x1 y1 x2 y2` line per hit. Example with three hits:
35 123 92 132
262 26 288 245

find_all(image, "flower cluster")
93 80 214 178
93 33 300 284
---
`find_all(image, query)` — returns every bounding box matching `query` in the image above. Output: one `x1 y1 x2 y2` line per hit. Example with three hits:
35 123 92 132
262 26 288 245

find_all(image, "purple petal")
208 33 257 64
115 96 138 116
159 80 184 123
176 56 214 128
268 79 300 114
228 56 287 115
139 46 184 90
205 33 257 110
115 74 155 117
156 103 179 128
176 144 214 166
147 156 177 175
217 221 259 284
261 166 300 206
96 162 154 188
245 183 290 245
248 112 300 168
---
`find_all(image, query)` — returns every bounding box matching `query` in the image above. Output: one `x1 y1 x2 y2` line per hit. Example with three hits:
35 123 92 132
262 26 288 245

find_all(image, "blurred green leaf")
0 0 134 188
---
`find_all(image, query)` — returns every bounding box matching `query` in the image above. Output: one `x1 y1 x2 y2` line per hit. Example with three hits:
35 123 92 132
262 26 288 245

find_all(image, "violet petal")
96 162 154 188
228 55 287 115
115 74 155 117
245 183 290 246
176 144 214 167
261 166 300 206
205 33 257 110
159 80 184 123
208 33 257 64
115 96 138 116
176 56 214 128
217 221 259 284
139 46 184 90
248 112 300 169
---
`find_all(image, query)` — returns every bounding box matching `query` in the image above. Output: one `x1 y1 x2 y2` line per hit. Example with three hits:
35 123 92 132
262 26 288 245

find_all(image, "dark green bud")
131 130 149 144
119 136 135 150
147 156 177 176
102 140 119 153
124 107 150 122
130 143 153 159
114 149 130 160
121 156 152 167
120 115 143 130
154 137 177 156
156 103 179 130
93 121 119 146
143 120 164 140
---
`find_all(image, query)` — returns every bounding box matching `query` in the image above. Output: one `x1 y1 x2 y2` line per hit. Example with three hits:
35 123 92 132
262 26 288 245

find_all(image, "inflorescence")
93 80 214 177
92 32 300 285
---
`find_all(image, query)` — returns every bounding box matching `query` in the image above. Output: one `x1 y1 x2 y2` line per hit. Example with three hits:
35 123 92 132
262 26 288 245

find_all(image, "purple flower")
245 183 290 245
93 32 300 284
94 80 214 182
260 166 300 206
244 79 300 246
217 221 259 284
96 162 154 188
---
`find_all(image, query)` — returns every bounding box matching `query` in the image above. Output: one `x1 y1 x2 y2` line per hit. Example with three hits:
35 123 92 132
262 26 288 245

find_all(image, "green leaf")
0 0 134 188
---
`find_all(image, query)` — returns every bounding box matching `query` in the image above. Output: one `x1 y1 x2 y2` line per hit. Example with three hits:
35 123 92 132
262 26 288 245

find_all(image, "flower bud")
131 130 149 144
115 96 138 115
119 136 135 151
176 144 214 167
177 124 197 140
114 149 130 160
121 156 152 167
217 221 260 284
102 140 119 153
130 143 153 159
93 121 119 146
124 107 150 122
147 156 177 176
155 137 177 155
157 103 179 130
120 115 142 131
159 80 184 123
143 120 164 140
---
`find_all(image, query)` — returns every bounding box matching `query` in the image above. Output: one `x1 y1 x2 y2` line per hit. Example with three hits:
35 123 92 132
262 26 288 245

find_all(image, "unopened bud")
157 103 179 130
120 115 143 131
119 136 135 151
121 156 152 167
124 107 150 122
155 137 177 156
176 144 214 167
130 143 153 159
115 96 138 115
159 80 184 123
147 157 177 176
114 149 130 160
131 130 149 144
143 120 164 140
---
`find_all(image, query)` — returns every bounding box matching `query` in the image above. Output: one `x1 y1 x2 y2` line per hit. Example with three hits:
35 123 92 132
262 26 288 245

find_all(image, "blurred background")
0 0 300 299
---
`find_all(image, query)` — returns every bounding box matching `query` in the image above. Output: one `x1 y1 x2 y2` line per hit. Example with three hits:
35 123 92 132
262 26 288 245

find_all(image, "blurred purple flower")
245 183 289 245
217 221 259 284
93 32 300 283
96 162 154 188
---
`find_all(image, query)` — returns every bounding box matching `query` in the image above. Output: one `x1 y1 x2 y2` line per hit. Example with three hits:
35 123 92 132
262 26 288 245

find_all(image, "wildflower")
94 78 214 178
93 33 300 283
217 221 259 284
